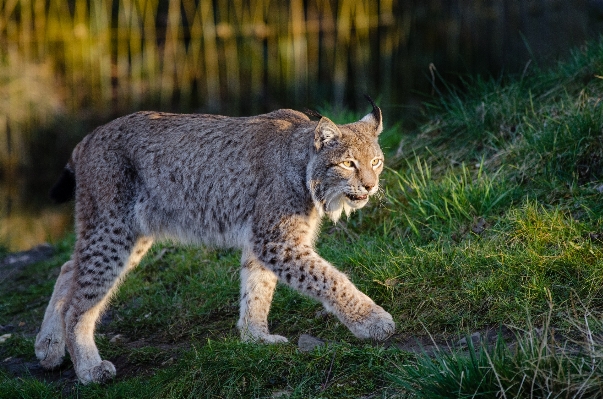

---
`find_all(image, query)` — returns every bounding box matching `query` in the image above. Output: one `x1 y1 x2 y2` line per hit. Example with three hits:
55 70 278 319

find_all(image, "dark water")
1 0 603 250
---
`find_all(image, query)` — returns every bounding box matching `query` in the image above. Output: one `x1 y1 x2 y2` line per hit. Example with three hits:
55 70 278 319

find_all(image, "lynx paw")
79 360 116 384
240 329 289 344
35 332 66 369
349 306 395 341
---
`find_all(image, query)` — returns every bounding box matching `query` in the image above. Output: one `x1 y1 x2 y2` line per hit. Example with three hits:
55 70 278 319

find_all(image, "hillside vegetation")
2 39 603 397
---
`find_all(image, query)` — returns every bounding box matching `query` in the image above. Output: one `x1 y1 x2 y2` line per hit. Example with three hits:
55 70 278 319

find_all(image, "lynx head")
306 98 384 223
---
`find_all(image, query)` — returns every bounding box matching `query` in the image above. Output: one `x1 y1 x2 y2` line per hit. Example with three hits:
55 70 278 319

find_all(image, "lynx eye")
339 160 355 170
371 158 383 168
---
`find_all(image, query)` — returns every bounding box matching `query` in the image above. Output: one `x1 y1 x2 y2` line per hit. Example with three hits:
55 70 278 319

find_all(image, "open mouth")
345 193 368 202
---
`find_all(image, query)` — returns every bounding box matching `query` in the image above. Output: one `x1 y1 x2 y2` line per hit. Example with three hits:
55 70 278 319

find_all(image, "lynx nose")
364 183 375 193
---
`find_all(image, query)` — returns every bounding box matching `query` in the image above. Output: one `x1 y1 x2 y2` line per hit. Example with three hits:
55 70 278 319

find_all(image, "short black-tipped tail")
49 168 76 203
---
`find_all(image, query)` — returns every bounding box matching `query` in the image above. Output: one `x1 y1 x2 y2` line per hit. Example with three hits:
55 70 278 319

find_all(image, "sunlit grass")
386 159 516 239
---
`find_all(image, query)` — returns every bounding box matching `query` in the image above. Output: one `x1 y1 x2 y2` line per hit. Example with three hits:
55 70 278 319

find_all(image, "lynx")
35 98 395 384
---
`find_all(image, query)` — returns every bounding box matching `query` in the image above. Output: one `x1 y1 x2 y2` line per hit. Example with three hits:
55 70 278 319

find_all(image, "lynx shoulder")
36 98 395 384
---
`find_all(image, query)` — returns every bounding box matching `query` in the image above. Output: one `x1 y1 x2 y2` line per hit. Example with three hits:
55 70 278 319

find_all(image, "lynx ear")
360 95 383 135
314 117 341 151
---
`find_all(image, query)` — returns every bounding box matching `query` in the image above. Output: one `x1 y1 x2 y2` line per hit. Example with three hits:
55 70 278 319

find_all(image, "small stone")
457 332 481 346
298 334 325 352
110 334 124 343
0 334 12 343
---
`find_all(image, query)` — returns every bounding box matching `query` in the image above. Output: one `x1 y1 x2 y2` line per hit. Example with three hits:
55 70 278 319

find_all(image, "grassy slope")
3 39 603 397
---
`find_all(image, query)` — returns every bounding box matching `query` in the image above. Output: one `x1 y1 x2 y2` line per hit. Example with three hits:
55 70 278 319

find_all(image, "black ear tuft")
364 94 381 127
361 94 383 135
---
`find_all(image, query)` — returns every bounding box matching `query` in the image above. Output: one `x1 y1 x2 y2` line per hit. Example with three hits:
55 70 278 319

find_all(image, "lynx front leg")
237 254 288 343
255 242 395 341
35 259 75 368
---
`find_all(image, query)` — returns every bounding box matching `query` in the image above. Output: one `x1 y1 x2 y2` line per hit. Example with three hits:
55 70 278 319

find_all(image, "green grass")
392 307 603 398
4 38 603 398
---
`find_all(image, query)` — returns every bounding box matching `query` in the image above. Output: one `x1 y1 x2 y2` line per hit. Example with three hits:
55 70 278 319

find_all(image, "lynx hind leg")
64 233 153 384
237 255 288 344
35 260 75 369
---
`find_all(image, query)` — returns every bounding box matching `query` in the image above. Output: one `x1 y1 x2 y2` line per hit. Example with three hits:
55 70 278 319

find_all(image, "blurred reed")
0 0 396 172
0 0 600 251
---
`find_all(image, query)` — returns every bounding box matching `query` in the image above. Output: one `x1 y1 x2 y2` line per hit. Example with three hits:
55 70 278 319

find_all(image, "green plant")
387 159 516 238
392 305 603 398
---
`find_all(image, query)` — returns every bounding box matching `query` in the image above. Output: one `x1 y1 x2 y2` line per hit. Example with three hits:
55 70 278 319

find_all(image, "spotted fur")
35 101 395 384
